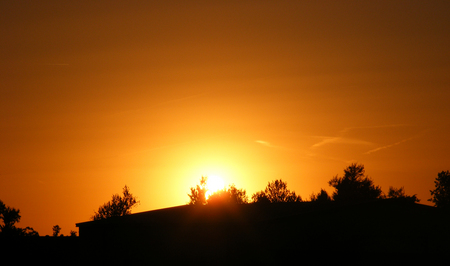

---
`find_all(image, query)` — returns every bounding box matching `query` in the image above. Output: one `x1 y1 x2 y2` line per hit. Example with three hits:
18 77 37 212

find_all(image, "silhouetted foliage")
328 163 382 202
21 226 39 237
387 186 420 203
429 170 450 208
207 184 249 205
0 200 39 237
310 189 332 202
52 225 61 237
252 179 302 203
69 230 77 237
251 191 270 204
91 185 139 221
0 200 21 236
188 176 208 205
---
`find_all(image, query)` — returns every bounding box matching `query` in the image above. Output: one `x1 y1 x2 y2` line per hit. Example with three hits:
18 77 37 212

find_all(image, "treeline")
0 200 39 238
0 200 77 239
2 164 449 237
0 200 76 238
188 163 449 207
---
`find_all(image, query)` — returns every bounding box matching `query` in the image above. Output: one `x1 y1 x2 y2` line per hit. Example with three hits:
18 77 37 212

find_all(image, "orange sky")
1 1 449 235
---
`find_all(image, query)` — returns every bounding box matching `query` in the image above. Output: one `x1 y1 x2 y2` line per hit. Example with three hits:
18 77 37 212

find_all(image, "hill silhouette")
75 199 449 263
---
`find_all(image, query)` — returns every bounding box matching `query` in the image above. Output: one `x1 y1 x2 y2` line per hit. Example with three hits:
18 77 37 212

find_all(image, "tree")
387 186 420 203
21 227 39 237
188 176 208 205
0 200 40 237
252 179 302 203
310 189 332 202
0 200 21 236
429 170 450 208
52 225 61 237
251 191 270 204
328 163 382 202
207 184 249 205
91 185 139 221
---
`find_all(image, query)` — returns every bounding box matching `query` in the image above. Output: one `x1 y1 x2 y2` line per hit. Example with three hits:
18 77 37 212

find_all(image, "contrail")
364 136 416 155
310 137 373 149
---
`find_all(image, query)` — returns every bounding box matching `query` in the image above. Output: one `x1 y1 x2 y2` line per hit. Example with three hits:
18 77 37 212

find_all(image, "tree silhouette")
91 185 139 221
21 227 39 237
52 225 61 237
310 189 332 202
0 200 38 237
386 186 420 203
252 179 302 203
188 176 208 205
251 191 270 204
207 184 249 205
429 170 450 208
0 200 21 236
328 163 382 202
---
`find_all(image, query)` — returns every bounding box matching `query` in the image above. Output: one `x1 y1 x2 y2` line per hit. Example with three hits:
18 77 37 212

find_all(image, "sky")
1 1 449 235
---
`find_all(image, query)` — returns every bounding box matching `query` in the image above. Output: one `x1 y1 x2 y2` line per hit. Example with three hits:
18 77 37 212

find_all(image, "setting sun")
205 175 225 198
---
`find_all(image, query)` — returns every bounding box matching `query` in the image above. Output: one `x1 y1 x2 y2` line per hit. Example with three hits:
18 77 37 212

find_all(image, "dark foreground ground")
2 199 450 264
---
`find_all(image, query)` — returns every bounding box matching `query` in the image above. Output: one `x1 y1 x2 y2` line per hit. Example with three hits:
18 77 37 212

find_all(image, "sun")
205 175 225 198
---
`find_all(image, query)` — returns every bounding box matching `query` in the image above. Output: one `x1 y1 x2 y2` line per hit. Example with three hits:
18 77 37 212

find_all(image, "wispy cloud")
310 137 373 149
363 127 431 155
310 124 410 149
364 136 416 155
255 140 284 149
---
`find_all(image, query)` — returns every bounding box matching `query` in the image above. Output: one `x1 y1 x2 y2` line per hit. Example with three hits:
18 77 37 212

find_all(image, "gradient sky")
1 1 449 235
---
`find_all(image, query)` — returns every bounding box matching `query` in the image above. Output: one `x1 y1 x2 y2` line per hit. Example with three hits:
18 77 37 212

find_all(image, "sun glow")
206 175 225 198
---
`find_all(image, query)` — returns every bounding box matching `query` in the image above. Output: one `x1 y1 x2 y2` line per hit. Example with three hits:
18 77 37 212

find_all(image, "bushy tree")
251 191 270 204
188 176 208 205
387 186 420 203
0 200 38 237
328 163 382 202
21 227 39 237
310 189 332 202
429 170 450 208
207 184 248 205
52 225 61 237
0 200 21 236
91 185 139 221
252 179 302 203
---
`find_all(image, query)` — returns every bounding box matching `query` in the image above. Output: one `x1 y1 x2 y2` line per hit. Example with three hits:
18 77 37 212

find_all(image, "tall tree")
188 176 208 205
91 185 139 221
52 225 61 237
0 200 21 234
0 200 37 237
252 179 302 203
429 170 450 208
328 163 382 202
